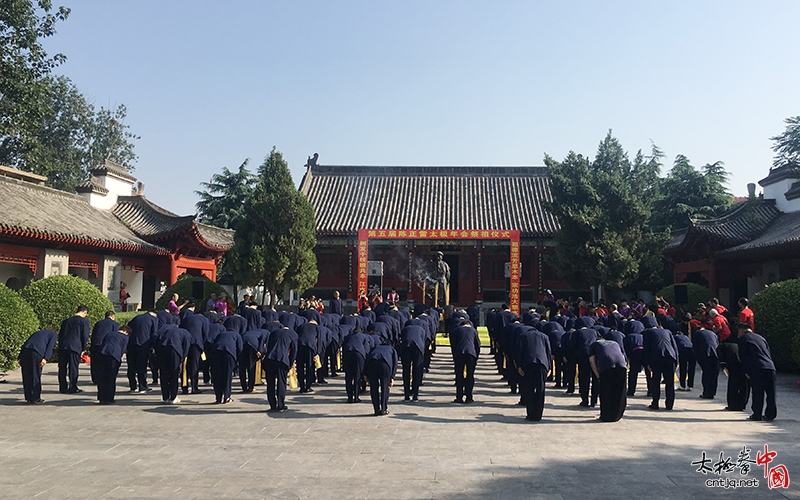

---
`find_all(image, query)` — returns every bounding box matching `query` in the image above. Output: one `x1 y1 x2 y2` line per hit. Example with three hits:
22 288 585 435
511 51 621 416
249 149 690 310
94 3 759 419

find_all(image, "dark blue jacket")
514 328 552 369
128 312 158 348
157 309 179 327
340 315 360 329
365 344 398 378
337 323 355 340
180 312 209 347
367 322 392 345
342 331 375 358
590 339 626 373
360 308 376 323
296 322 322 354
643 327 679 364
207 323 226 345
20 329 57 360
59 315 90 353
329 298 343 316
543 322 565 352
279 312 306 332
602 329 625 352
264 327 298 368
223 315 248 336
400 325 426 355
574 328 599 360
90 318 120 349
692 329 719 360
450 324 480 359
623 332 644 357
261 308 279 323
243 307 265 331
212 330 243 359
301 308 321 323
318 325 334 352
264 321 284 333
673 333 693 350
158 326 192 359
241 329 269 354
98 330 129 361
737 331 776 374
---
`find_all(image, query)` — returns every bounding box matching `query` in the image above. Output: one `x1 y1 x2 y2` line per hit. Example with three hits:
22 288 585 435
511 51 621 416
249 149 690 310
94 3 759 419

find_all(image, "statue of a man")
433 251 450 308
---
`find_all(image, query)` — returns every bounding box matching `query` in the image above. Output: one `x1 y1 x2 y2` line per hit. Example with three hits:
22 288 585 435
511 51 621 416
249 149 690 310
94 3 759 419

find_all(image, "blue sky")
43 1 800 215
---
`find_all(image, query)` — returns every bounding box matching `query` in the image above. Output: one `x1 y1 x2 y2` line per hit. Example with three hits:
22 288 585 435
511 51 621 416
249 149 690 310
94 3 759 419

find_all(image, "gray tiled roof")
113 196 234 251
90 159 137 183
299 165 559 237
718 210 800 258
0 176 167 254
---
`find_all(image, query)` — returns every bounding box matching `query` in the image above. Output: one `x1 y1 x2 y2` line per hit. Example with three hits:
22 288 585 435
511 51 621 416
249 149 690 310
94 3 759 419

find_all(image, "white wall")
763 178 800 212
82 173 135 210
99 255 122 306
38 249 69 279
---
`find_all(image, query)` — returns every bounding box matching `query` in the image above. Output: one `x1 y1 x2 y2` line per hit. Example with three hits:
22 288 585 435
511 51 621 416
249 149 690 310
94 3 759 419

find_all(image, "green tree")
228 147 318 304
0 0 70 168
650 155 733 233
544 132 668 291
24 76 139 191
770 115 800 168
195 158 255 229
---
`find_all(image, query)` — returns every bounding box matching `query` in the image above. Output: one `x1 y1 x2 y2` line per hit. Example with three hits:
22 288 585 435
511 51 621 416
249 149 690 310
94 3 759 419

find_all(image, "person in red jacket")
706 308 731 342
738 297 755 331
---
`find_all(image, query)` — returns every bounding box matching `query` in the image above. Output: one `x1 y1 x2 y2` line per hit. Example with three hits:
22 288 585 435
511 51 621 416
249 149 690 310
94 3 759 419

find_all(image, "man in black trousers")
156 324 192 404
364 340 398 416
642 316 679 411
18 329 57 404
589 338 627 422
450 320 481 403
514 326 551 421
94 325 129 404
58 305 90 394
180 304 209 395
574 317 599 407
399 323 426 402
89 311 118 384
341 328 374 403
737 323 777 421
717 338 749 411
691 321 720 400
210 327 242 404
296 318 322 393
239 328 268 393
264 326 298 412
127 310 157 393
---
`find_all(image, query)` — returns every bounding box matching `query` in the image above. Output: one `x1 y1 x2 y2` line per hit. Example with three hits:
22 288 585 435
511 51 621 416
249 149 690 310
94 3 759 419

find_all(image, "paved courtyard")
1 348 798 499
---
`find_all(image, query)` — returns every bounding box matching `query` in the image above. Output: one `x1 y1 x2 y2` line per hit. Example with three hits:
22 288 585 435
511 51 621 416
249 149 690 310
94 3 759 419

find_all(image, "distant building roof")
718 209 800 259
300 164 559 238
90 159 137 183
113 195 234 252
0 175 167 255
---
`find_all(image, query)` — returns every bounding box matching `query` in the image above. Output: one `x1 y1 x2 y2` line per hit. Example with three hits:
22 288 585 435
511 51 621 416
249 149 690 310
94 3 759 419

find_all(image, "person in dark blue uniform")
58 305 90 394
296 319 321 393
329 291 344 316
263 326 298 412
180 305 209 395
589 339 627 422
341 329 374 403
127 310 157 393
736 323 777 421
89 311 118 384
239 328 268 393
156 325 192 404
223 314 248 336
315 324 334 385
543 321 565 388
450 321 481 403
399 323 426 402
19 329 57 404
642 317 679 410
94 325 130 404
364 340 398 416
242 303 264 332
673 331 695 391
623 320 647 397
574 317 599 407
514 327 551 421
691 321 720 400
210 327 243 404
561 327 576 394
717 339 749 411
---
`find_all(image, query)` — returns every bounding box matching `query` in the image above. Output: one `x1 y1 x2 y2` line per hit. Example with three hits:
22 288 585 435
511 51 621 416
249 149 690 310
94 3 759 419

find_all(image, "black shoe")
453 398 463 404
404 397 411 402
626 392 635 397
68 388 83 394
330 373 339 377
278 406 288 412
465 398 473 404
648 404 659 410
525 416 540 421
699 394 714 399
554 384 562 389
181 389 189 395
267 408 279 413
564 390 574 395
317 380 328 385
378 410 390 416
411 397 418 403
578 401 590 407
354 398 361 403
748 415 762 421
191 389 204 394
347 398 354 403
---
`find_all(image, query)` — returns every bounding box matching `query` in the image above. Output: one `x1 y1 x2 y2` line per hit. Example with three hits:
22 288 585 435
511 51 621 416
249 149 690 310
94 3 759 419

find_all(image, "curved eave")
0 226 169 256
145 224 232 254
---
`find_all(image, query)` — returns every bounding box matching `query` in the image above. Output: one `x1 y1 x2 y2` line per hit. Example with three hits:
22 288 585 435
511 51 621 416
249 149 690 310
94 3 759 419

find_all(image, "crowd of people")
16 291 778 424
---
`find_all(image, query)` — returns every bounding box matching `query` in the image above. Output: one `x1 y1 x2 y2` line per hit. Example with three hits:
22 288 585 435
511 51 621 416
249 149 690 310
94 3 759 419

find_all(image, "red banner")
356 229 521 313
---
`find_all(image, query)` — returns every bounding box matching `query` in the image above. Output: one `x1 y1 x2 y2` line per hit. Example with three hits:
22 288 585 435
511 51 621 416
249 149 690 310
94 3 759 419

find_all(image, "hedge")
792 334 800 370
19 275 114 331
155 275 226 310
750 278 800 371
656 283 715 315
0 283 40 371
115 311 147 326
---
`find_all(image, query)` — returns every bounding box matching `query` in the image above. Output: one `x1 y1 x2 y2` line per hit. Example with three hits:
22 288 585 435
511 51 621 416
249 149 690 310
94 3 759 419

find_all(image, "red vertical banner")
357 229 368 298
509 230 521 314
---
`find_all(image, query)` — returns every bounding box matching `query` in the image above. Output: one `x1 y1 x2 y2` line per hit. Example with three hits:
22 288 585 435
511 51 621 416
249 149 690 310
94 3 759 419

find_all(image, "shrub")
656 283 715 315
115 311 147 326
20 275 114 331
0 283 40 371
750 278 800 371
792 334 800 370
155 275 226 310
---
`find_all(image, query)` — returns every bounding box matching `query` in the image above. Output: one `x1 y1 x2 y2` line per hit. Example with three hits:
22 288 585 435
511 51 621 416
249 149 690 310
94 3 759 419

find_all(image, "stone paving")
1 348 798 499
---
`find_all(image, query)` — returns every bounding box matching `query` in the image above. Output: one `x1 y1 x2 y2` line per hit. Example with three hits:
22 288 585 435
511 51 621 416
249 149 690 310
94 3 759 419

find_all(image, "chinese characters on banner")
356 229 522 314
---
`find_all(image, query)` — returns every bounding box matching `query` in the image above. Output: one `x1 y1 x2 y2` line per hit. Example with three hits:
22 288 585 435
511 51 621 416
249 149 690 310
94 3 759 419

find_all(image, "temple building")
300 162 581 311
0 161 234 310
665 165 800 306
